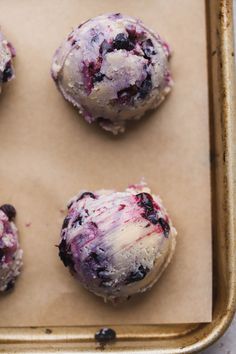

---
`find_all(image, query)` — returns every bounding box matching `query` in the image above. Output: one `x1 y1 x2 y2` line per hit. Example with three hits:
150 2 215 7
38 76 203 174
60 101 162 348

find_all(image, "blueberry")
86 251 102 266
142 39 156 59
58 239 74 269
0 204 16 221
87 253 103 274
125 265 149 284
77 192 96 201
62 217 69 229
95 328 116 343
158 218 170 238
89 252 100 263
2 62 13 83
136 194 170 233
99 40 113 55
136 193 163 226
136 193 154 212
93 72 105 83
139 75 152 99
5 280 15 292
147 213 159 225
117 85 138 104
113 33 134 51
71 214 83 226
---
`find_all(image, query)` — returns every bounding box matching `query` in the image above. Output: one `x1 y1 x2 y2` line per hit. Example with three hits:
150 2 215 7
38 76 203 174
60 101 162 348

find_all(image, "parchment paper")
0 0 212 325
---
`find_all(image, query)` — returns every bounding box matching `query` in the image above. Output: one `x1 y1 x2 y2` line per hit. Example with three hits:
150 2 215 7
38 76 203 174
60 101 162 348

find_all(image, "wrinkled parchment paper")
0 0 211 325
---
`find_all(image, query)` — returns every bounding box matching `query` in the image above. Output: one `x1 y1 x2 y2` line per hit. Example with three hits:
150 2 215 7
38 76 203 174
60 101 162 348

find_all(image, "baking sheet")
0 0 211 325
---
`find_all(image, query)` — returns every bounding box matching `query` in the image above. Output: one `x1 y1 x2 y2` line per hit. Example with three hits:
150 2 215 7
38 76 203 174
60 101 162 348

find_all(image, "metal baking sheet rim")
0 0 235 353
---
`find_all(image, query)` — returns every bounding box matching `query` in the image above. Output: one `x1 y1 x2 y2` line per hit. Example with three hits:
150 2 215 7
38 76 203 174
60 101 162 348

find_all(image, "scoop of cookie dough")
51 13 173 134
0 31 15 94
58 183 176 303
0 204 23 292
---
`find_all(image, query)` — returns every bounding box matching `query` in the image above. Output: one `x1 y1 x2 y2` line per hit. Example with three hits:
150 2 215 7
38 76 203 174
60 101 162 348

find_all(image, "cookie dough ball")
0 204 23 292
51 13 173 134
0 31 15 94
58 183 176 303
